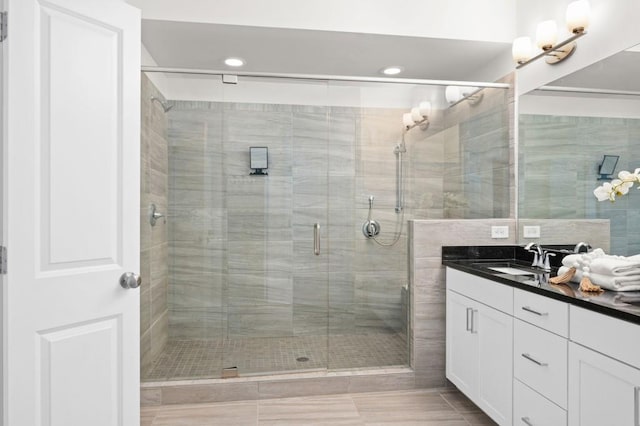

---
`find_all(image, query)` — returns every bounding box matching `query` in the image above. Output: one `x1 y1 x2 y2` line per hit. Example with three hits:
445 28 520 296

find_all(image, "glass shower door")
220 77 331 376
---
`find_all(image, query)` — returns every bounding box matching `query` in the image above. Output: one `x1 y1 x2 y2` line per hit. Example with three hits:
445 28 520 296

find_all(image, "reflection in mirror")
519 43 640 256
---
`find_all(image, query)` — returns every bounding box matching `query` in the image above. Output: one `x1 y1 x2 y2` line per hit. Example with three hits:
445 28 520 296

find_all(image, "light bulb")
512 36 533 64
402 113 415 129
418 101 431 117
224 57 245 67
445 86 461 104
566 0 590 34
410 107 423 123
536 20 558 50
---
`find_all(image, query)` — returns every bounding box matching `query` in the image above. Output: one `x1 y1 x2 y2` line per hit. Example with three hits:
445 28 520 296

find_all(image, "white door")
3 0 140 425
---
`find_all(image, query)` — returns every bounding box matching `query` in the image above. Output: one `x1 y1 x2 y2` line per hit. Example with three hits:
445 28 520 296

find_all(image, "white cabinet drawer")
570 305 640 369
514 319 568 408
446 268 513 315
514 288 568 337
514 379 566 426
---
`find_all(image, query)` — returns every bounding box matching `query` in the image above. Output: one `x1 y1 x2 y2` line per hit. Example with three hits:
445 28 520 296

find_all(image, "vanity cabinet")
568 305 640 426
446 268 513 425
446 267 640 426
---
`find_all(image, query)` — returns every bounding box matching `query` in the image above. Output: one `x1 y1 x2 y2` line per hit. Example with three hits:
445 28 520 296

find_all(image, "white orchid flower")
594 182 615 202
594 168 640 202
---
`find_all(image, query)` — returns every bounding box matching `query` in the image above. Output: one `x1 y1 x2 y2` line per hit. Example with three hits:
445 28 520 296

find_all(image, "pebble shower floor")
144 331 407 381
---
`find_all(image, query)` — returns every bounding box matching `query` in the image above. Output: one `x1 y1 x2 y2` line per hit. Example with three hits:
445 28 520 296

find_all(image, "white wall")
516 0 640 95
127 0 516 43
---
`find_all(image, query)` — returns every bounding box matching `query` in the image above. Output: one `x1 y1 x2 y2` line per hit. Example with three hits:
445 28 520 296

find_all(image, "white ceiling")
141 20 512 81
548 48 640 92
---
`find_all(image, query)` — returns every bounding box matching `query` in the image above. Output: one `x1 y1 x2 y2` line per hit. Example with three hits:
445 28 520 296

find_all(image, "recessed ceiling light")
224 57 245 67
381 66 403 75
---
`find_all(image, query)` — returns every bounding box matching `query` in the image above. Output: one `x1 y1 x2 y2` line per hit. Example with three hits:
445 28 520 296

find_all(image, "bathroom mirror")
518 43 640 255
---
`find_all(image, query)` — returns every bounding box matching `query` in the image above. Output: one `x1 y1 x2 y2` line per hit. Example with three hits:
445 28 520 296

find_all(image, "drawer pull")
521 306 548 316
635 386 640 426
521 353 548 367
521 417 534 426
466 307 472 331
471 309 478 334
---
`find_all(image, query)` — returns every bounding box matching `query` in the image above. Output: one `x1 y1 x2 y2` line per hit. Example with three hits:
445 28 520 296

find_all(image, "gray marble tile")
227 272 293 306
151 275 168 325
169 207 226 244
169 175 224 208
293 176 328 209
227 304 293 338
168 307 225 339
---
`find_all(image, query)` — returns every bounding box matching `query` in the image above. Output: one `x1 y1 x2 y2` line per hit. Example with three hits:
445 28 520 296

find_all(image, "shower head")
150 96 173 112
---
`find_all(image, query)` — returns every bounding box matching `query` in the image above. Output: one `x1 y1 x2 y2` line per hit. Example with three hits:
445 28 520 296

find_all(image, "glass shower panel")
220 76 331 375
324 80 433 370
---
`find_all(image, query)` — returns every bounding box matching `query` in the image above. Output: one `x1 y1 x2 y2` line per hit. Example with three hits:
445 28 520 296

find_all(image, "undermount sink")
487 266 536 276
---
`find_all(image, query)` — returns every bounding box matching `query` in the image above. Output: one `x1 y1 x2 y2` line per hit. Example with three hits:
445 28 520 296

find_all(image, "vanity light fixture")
224 57 245 67
445 86 483 107
513 0 590 68
381 66 403 76
403 101 431 131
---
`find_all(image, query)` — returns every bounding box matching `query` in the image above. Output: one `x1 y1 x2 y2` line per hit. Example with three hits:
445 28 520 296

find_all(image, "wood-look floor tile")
352 390 467 424
258 395 363 425
461 410 498 425
147 401 258 426
440 390 483 414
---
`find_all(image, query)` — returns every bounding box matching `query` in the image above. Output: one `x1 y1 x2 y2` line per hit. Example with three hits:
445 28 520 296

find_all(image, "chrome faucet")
524 243 544 268
574 242 591 253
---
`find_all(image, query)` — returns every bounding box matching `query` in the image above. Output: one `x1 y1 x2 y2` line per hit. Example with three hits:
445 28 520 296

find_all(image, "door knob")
120 272 141 289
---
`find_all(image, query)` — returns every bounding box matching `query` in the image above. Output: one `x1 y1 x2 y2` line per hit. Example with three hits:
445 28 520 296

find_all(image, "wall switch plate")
523 225 541 238
491 225 509 239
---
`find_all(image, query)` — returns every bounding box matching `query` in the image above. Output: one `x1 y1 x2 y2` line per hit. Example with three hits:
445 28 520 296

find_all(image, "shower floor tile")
144 332 407 381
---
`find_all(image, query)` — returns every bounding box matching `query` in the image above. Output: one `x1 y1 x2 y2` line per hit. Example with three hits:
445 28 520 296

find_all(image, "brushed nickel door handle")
120 272 141 289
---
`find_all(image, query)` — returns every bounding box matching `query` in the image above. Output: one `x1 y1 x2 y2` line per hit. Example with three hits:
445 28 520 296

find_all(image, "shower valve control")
362 220 381 238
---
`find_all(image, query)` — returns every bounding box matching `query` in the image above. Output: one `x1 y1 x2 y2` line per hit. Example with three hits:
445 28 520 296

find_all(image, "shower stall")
139 71 510 383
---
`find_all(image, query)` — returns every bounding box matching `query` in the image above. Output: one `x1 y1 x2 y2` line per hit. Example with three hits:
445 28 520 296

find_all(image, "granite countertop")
442 245 640 325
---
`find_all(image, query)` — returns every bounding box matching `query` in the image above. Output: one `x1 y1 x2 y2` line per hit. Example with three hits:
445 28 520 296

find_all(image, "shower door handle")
313 223 320 255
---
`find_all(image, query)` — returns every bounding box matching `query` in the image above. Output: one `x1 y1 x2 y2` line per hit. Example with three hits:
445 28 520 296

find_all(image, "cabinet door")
477 303 513 425
569 342 640 426
446 290 478 397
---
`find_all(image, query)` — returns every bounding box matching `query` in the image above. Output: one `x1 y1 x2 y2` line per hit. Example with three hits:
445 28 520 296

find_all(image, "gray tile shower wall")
166 102 414 342
141 74 170 377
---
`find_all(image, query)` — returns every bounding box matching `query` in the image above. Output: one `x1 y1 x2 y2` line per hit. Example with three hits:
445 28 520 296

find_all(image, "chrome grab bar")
313 223 320 256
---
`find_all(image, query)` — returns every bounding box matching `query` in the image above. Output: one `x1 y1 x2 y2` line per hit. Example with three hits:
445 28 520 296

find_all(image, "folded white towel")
556 266 640 292
561 248 606 268
589 256 640 276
